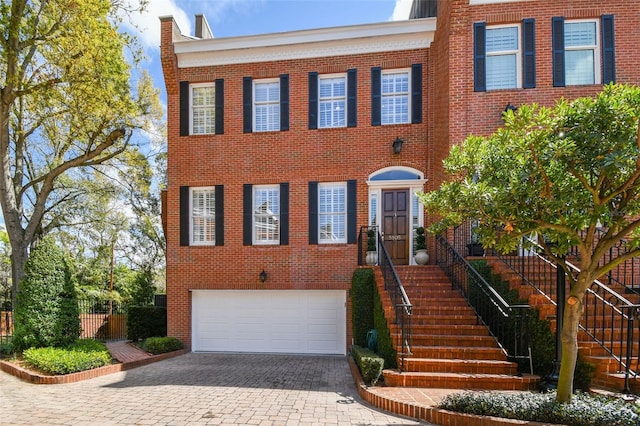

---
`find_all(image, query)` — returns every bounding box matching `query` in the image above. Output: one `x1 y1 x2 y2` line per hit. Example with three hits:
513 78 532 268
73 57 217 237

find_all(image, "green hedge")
351 268 375 347
373 281 397 369
23 339 111 375
127 305 167 341
140 336 183 354
352 344 384 385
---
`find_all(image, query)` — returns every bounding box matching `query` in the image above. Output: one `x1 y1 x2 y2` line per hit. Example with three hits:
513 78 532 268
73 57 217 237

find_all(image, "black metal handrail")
358 226 412 371
436 234 533 371
497 236 640 392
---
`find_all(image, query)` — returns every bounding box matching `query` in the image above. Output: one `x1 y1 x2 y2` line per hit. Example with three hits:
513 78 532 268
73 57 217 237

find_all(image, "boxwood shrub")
140 336 183 354
351 268 375 347
23 339 112 375
352 344 384 385
127 305 167 341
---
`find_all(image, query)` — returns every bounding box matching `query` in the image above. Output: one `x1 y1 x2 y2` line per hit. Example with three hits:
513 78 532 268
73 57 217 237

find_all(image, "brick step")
583 355 639 374
591 373 640 394
390 324 490 336
408 346 508 360
576 328 639 342
405 297 471 307
408 315 479 326
382 370 538 390
403 358 518 375
409 334 500 348
410 306 476 316
403 289 462 297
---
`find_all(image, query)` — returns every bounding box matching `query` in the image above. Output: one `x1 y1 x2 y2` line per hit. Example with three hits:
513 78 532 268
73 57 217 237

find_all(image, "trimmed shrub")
351 268 375 347
130 268 155 306
352 344 384 385
23 339 111 375
373 283 397 369
438 390 638 426
127 305 167 341
140 336 183 354
13 237 80 351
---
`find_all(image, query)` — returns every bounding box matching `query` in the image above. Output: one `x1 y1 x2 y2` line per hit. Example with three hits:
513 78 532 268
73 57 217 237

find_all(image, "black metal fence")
0 296 129 343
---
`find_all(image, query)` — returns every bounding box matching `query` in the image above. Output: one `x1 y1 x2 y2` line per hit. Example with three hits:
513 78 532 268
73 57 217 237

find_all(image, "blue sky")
126 0 412 104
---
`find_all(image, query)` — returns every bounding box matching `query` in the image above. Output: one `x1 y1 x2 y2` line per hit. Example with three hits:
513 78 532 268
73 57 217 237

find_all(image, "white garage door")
192 290 346 355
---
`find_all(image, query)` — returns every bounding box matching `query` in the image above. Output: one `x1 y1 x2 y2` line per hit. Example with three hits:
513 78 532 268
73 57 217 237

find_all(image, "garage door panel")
192 290 345 355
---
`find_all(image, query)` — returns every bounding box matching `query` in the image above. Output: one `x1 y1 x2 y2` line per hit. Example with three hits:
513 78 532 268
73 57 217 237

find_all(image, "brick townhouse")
160 0 640 353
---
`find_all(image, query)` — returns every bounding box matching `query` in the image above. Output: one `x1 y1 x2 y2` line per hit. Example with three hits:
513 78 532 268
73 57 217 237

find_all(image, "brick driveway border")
0 352 433 425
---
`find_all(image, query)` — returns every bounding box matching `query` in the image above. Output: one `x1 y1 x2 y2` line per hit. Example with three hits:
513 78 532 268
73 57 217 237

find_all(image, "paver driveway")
0 352 432 425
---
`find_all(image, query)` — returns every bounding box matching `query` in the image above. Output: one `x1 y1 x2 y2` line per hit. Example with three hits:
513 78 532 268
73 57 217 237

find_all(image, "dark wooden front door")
382 189 410 265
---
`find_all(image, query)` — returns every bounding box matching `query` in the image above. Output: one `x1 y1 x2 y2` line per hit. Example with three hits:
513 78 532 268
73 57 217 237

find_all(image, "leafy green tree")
0 0 160 307
13 236 79 351
420 84 640 403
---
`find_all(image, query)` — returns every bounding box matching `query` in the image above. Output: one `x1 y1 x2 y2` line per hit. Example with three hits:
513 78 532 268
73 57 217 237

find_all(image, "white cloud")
121 0 192 51
390 0 413 21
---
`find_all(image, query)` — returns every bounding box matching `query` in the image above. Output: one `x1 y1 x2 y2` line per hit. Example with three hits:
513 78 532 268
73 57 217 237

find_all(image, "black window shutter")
180 186 190 246
371 67 381 126
473 22 486 92
522 19 536 89
308 182 318 245
179 81 190 136
347 69 357 127
308 72 318 130
552 17 565 87
411 64 422 124
215 185 224 246
280 74 289 131
215 79 224 135
243 184 253 245
280 183 289 245
347 180 357 244
243 77 253 133
602 15 615 84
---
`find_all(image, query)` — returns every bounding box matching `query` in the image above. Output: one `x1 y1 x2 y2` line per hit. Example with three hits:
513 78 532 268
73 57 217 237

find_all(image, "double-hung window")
553 16 615 87
319 76 346 128
191 84 215 134
485 25 521 90
253 185 280 244
381 70 409 125
254 80 280 132
319 183 347 243
190 187 216 245
564 20 599 85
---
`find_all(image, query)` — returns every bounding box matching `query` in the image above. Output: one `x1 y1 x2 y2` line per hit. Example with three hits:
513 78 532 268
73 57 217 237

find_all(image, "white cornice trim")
173 18 436 68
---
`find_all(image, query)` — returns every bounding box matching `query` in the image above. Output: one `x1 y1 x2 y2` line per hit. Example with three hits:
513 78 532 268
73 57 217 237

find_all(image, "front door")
382 189 410 265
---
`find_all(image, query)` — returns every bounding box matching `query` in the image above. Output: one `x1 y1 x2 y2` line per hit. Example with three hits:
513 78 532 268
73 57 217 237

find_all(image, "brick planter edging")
347 356 559 426
0 349 189 385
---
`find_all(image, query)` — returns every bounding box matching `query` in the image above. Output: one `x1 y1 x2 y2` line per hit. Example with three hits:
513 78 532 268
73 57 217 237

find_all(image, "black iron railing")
496 236 640 392
358 226 413 371
436 234 533 371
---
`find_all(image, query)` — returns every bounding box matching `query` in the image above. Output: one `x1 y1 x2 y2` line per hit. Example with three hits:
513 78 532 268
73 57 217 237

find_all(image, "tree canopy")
420 83 640 402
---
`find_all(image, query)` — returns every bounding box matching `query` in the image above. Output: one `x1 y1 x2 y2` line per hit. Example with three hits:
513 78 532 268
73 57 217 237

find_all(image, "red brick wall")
161 18 430 348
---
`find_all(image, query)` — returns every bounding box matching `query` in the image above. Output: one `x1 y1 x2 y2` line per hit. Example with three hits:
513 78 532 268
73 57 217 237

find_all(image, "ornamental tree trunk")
556 293 583 402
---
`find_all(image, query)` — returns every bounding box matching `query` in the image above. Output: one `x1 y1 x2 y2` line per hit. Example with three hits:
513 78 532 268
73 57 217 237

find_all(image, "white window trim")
253 184 280 245
190 186 216 246
318 182 347 244
564 18 601 86
486 23 522 90
381 68 411 125
253 78 280 132
190 83 215 135
318 73 347 129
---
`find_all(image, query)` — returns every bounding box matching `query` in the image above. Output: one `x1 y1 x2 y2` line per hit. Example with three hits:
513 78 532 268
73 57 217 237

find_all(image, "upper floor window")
253 185 280 244
190 187 216 245
243 75 289 133
254 80 280 132
486 25 521 90
191 84 215 135
553 16 615 87
319 75 346 128
474 19 535 91
381 70 410 125
371 65 422 126
319 183 347 243
179 80 224 136
179 185 224 247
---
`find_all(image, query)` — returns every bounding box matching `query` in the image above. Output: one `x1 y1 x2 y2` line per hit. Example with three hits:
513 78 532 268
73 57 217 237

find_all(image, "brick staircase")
484 257 640 393
376 265 539 390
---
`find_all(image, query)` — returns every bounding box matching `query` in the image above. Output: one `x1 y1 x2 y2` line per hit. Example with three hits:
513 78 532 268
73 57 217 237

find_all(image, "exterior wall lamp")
392 137 404 154
504 103 517 116
260 269 267 283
